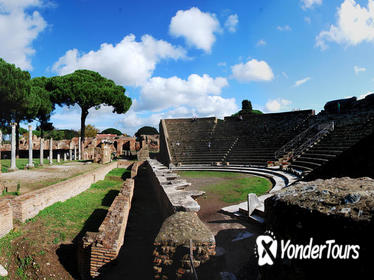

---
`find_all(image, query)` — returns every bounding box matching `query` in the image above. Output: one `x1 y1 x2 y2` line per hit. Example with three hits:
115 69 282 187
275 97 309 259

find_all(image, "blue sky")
1 0 374 135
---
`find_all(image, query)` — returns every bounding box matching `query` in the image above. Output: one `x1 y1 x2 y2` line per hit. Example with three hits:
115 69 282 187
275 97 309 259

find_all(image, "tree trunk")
16 122 20 159
80 108 89 143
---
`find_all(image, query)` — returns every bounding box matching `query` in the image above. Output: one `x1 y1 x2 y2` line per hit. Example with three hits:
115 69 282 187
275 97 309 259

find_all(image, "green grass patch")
34 167 127 239
0 167 128 280
177 170 242 179
207 176 271 203
1 158 72 173
179 171 272 204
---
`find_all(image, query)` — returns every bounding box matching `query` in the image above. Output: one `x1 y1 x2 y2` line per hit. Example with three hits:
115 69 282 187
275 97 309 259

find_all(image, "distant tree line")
0 57 132 156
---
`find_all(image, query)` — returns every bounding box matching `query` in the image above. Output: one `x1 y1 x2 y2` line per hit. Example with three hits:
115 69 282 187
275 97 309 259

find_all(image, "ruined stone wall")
158 119 172 166
263 177 374 279
131 161 140 178
137 147 149 161
117 160 133 169
0 200 13 238
144 161 177 220
10 162 118 222
100 144 111 164
81 178 136 278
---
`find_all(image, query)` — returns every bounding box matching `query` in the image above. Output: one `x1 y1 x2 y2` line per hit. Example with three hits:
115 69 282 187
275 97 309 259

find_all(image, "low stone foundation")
263 177 374 279
10 162 118 222
0 200 13 238
131 161 140 178
153 212 216 279
81 179 135 278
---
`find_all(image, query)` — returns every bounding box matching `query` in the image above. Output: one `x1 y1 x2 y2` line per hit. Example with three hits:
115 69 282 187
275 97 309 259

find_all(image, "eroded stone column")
63 152 67 161
49 138 53 165
9 123 17 171
40 138 44 165
57 153 60 163
74 146 77 160
78 137 81 160
26 125 34 168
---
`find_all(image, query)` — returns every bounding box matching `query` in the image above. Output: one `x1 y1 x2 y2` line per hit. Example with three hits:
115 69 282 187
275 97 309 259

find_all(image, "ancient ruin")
1 95 374 279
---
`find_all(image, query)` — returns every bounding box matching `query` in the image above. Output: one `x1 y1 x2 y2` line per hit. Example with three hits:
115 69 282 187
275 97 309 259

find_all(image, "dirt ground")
0 219 74 280
0 162 100 195
178 173 266 280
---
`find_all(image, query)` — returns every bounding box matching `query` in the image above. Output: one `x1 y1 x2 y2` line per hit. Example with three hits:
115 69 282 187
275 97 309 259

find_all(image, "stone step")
296 156 329 163
292 160 322 168
289 164 314 172
301 153 337 159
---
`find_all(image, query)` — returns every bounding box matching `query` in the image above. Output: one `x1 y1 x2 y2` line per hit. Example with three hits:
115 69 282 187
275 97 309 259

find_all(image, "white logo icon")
256 232 278 266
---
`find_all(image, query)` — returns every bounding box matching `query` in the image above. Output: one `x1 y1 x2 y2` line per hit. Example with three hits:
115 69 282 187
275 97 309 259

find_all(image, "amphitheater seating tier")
289 118 374 176
164 111 314 166
160 98 374 178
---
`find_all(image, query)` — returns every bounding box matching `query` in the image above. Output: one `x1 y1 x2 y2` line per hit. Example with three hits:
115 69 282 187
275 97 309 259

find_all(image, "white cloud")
51 104 124 132
135 74 230 112
217 62 226 67
231 59 274 83
225 14 238 33
281 72 289 79
0 0 48 70
304 16 311 24
169 7 221 52
316 0 374 50
293 77 311 87
256 39 267 46
52 72 237 136
276 25 291 31
265 98 292 113
354 65 366 75
121 91 238 135
301 0 322 10
52 34 186 87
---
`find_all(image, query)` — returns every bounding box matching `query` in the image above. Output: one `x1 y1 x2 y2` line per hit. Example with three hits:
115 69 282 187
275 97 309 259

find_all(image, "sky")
0 0 374 135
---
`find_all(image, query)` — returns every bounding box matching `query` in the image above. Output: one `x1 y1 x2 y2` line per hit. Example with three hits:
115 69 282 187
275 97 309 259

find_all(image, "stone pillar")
40 138 44 165
57 153 60 163
78 137 81 160
9 123 17 171
49 138 53 165
26 125 34 168
74 146 77 160
64 152 67 161
69 149 72 161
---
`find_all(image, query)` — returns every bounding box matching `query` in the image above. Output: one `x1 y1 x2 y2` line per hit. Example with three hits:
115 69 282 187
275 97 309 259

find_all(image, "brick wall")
10 162 118 222
0 199 13 238
131 161 141 178
117 160 133 169
81 178 136 278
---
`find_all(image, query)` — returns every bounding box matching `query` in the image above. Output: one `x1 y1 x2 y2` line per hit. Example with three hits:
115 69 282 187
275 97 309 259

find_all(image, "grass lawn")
1 158 71 173
0 167 130 280
178 170 272 203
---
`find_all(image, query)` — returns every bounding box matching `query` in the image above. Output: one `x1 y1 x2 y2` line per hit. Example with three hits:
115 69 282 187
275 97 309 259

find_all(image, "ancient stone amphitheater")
156 95 374 279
